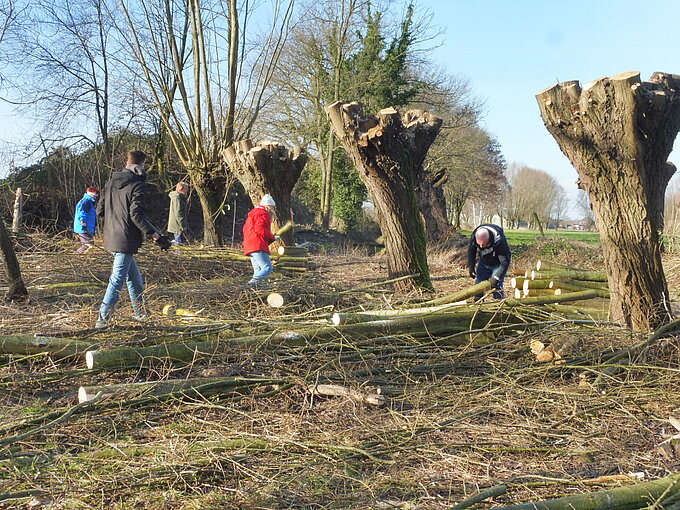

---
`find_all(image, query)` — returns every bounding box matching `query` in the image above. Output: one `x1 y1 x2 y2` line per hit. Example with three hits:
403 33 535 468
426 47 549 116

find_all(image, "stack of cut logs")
273 245 312 273
510 259 609 302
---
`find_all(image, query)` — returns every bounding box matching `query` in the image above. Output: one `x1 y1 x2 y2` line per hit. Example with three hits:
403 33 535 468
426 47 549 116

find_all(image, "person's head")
176 182 189 194
86 186 99 199
127 150 148 167
259 194 276 210
475 227 490 248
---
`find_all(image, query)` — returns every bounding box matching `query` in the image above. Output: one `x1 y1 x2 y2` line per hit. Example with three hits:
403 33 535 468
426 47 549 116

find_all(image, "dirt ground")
1 234 679 509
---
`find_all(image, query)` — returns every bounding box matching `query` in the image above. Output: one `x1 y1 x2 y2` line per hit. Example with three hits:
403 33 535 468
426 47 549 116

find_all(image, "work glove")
489 275 500 288
469 267 476 279
155 235 172 251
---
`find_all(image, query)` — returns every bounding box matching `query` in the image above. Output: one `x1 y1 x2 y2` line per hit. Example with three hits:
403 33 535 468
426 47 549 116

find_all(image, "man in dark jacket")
467 223 511 299
95 150 168 327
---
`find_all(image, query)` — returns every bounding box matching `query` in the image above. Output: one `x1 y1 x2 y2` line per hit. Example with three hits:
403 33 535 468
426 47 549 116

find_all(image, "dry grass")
0 234 679 509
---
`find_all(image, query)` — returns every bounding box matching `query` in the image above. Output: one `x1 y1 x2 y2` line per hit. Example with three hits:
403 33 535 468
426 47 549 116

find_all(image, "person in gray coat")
167 182 189 245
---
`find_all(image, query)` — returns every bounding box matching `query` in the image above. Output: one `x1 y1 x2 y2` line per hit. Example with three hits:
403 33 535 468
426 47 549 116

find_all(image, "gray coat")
167 191 188 235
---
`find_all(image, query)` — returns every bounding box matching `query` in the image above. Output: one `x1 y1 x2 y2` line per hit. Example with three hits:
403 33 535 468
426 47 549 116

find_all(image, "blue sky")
419 0 680 215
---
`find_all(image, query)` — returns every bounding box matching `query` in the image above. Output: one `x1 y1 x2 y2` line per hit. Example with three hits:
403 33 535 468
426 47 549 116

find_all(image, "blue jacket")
74 193 97 234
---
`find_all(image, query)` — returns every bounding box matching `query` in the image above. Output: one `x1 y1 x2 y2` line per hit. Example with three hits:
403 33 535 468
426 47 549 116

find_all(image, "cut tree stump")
223 140 307 246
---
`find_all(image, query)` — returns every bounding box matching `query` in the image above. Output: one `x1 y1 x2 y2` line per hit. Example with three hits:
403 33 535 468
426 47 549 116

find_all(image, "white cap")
260 194 276 206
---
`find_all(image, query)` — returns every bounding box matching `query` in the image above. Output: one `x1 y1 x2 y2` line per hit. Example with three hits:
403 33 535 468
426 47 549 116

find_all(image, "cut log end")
267 293 286 308
78 386 96 404
85 350 95 370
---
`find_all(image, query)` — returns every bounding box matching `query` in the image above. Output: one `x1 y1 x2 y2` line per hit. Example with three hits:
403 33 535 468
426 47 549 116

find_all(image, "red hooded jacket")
243 205 276 255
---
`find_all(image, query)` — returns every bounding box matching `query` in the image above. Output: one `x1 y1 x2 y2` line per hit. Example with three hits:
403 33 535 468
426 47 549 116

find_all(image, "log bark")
223 140 307 246
308 383 385 407
12 188 23 234
325 101 442 292
277 246 308 257
496 473 680 510
537 72 680 331
401 281 492 309
78 376 279 403
0 218 28 301
0 335 96 358
531 270 607 282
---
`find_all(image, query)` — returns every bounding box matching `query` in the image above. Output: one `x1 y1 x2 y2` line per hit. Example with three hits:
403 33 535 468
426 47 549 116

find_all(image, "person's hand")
274 235 281 241
489 275 500 288
151 232 160 241
155 235 171 251
469 267 476 279
80 221 87 227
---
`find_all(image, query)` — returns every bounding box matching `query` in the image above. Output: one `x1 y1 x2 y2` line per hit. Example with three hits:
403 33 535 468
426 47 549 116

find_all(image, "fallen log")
84 310 521 369
522 279 552 291
274 259 308 268
523 289 559 297
511 277 526 289
78 376 281 403
535 259 587 272
556 282 610 299
275 221 293 238
531 270 607 282
0 335 97 358
308 383 385 406
548 279 608 290
496 473 680 510
277 246 308 257
499 289 597 307
401 281 492 309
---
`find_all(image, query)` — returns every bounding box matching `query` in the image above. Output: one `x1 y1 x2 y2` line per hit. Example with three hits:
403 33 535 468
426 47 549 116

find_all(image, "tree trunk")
325 101 442 292
12 188 23 234
223 139 307 246
320 135 334 229
418 168 451 241
536 71 680 331
191 166 226 246
0 219 28 301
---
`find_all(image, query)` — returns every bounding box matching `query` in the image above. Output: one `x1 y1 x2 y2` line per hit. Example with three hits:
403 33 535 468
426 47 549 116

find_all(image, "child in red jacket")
243 194 279 288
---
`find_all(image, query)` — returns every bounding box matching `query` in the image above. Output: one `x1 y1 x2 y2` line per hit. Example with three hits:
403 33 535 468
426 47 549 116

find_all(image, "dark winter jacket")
243 206 276 255
97 169 156 254
74 193 97 234
467 223 511 277
167 191 188 235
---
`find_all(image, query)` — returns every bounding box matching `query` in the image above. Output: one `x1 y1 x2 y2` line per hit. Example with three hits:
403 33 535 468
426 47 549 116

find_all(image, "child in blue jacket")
74 186 99 253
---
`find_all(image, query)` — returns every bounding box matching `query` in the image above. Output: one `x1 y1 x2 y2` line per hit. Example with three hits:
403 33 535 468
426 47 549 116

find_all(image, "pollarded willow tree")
222 140 308 246
536 71 680 331
118 0 293 246
325 101 441 292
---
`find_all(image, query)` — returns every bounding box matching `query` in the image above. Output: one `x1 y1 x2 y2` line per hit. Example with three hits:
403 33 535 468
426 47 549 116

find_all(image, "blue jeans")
172 233 187 245
475 261 507 299
97 252 146 324
248 251 273 283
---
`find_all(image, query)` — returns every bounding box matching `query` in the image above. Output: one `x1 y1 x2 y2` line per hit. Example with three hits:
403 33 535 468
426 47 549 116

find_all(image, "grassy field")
461 228 601 246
